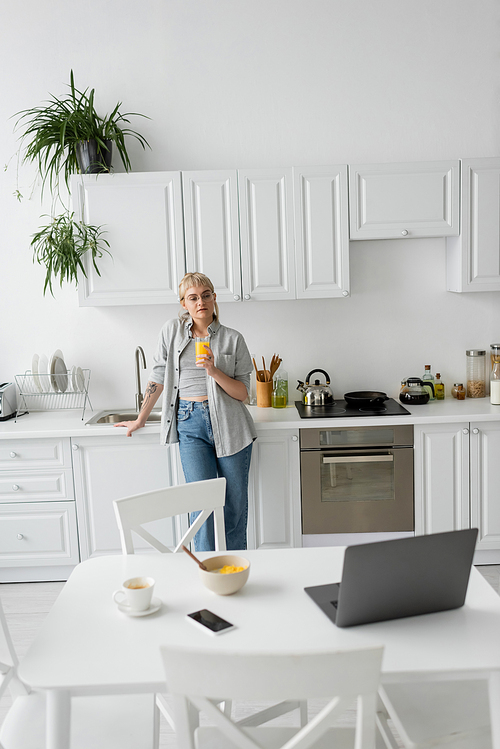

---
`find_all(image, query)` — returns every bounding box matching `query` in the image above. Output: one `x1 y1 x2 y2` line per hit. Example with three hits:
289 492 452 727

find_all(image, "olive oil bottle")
434 373 445 400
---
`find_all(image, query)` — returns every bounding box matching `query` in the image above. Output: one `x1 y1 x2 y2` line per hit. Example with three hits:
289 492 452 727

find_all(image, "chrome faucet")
135 346 147 412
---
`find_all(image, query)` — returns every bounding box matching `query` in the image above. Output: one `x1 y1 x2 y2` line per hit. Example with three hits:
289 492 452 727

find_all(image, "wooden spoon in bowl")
182 545 208 571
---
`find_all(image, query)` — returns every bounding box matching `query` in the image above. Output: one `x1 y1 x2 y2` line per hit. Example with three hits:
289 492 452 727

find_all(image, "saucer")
116 597 162 617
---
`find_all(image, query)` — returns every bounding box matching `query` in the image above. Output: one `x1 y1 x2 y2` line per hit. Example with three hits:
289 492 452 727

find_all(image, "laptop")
305 528 478 628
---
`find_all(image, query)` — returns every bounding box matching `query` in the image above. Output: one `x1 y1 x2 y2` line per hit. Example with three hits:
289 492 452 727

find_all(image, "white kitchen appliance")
0 382 17 420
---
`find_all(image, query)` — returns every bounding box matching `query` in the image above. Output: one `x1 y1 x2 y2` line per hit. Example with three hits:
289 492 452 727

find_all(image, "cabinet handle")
9 451 17 458
17 534 24 540
401 229 409 236
244 295 251 300
12 484 20 491
342 291 349 297
472 428 479 434
72 444 79 451
233 295 240 301
462 428 469 435
291 435 298 441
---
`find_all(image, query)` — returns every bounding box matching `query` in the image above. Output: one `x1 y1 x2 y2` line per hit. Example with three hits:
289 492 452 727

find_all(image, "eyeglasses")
185 291 214 304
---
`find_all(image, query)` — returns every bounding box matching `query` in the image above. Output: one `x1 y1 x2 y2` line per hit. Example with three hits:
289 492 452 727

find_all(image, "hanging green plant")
31 212 111 296
13 70 150 197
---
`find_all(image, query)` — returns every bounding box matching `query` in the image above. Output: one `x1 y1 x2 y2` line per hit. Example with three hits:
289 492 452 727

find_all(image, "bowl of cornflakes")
198 554 250 595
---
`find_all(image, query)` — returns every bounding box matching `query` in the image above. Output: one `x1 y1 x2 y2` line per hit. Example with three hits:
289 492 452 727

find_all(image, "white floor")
1 565 499 747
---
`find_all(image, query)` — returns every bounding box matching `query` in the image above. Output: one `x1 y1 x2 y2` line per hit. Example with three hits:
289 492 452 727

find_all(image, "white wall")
1 0 499 410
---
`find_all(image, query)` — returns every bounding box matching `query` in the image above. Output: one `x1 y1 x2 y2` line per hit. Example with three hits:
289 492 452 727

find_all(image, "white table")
18 547 500 749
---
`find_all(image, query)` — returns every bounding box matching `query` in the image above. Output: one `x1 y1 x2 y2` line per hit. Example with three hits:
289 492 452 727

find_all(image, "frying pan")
344 390 389 409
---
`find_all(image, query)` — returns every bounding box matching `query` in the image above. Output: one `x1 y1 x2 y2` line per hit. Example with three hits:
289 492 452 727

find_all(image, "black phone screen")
188 609 234 632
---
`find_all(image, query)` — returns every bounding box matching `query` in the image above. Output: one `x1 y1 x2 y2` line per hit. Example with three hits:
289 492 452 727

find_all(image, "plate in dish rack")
50 355 68 392
31 354 42 393
38 354 50 392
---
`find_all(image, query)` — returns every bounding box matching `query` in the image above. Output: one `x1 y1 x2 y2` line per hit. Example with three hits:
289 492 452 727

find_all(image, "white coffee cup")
113 576 155 612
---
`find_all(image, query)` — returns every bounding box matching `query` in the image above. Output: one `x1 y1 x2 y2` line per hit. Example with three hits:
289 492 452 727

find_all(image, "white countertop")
2 398 500 440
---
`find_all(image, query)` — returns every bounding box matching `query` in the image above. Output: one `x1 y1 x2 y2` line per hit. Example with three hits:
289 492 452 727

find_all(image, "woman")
115 272 256 551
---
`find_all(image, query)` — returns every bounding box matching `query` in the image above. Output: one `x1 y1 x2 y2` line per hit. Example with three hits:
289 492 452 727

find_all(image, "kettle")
297 369 334 406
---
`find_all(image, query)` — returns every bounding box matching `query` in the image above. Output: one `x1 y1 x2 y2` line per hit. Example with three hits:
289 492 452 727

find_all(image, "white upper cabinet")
73 172 185 306
239 168 296 301
293 165 349 298
182 170 242 302
446 158 500 292
349 160 460 240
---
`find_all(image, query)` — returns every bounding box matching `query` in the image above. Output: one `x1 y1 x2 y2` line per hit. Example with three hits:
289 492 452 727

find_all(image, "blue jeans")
177 400 253 552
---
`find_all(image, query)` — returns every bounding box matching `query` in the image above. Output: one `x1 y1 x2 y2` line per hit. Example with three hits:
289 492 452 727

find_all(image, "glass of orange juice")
195 337 210 363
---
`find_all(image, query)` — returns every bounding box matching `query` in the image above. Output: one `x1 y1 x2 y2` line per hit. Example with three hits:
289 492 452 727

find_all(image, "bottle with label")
272 365 288 408
434 373 445 400
491 361 500 405
422 365 435 401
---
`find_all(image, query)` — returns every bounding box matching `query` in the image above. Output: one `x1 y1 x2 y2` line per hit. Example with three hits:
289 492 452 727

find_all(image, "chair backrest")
0 596 29 701
113 477 226 554
160 644 384 749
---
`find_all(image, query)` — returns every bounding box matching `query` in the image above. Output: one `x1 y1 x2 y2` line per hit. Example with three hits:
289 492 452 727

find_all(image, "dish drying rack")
15 369 92 421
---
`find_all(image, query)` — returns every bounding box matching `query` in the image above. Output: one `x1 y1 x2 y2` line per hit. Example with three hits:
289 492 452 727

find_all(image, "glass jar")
399 378 430 405
466 350 486 398
451 383 466 400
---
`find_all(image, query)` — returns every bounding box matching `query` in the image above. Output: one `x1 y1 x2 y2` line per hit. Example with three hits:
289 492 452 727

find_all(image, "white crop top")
178 340 208 398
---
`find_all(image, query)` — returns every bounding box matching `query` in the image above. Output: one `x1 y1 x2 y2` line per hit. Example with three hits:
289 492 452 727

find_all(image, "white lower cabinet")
71 434 176 560
0 502 79 569
0 438 79 582
415 421 500 561
247 429 301 549
414 423 469 535
470 421 500 554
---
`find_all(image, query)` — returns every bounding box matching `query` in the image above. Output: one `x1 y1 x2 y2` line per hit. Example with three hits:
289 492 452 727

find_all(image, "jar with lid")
451 383 466 400
399 378 430 405
466 350 486 398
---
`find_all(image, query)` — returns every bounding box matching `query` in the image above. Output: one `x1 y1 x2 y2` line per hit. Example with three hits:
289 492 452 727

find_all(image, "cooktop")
295 398 411 419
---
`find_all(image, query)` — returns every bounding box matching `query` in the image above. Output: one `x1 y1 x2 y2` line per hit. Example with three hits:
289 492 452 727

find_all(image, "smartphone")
187 609 235 635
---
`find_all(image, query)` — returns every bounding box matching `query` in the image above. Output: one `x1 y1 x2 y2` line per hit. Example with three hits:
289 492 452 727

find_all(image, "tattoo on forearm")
140 382 159 412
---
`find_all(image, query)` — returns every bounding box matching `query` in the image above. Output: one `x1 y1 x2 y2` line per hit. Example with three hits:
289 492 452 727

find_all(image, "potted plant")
12 72 150 295
31 212 111 296
14 70 150 195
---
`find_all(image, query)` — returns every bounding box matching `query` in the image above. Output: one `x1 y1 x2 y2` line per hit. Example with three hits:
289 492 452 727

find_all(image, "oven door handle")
323 454 394 464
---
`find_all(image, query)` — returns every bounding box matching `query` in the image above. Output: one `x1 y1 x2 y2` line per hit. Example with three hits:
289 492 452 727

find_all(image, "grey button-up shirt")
149 317 257 457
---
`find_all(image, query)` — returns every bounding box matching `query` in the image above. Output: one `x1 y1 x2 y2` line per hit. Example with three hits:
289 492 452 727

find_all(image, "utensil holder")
256 380 273 407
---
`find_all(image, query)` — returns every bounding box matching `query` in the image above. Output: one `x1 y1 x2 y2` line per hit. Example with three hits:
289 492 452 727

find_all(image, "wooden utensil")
269 354 281 379
252 357 262 382
262 357 268 380
181 545 208 571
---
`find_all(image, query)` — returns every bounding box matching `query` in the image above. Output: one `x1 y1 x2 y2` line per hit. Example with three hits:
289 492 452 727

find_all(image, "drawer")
0 469 75 502
0 502 80 567
0 438 72 469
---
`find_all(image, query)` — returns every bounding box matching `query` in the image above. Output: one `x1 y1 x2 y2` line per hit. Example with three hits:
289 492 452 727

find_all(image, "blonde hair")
178 272 219 323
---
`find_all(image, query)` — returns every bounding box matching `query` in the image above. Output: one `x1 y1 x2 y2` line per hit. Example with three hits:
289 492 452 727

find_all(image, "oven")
300 424 414 546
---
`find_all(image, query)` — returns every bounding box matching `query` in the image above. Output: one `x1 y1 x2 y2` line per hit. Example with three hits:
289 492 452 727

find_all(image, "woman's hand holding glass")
195 344 216 376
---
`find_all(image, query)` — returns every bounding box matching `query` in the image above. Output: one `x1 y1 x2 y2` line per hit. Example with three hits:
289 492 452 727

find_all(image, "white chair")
0 594 158 749
376 679 492 749
113 477 227 734
113 477 227 554
160 644 384 749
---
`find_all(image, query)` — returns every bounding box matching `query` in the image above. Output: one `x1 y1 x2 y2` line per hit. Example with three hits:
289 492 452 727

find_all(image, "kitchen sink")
85 409 162 425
